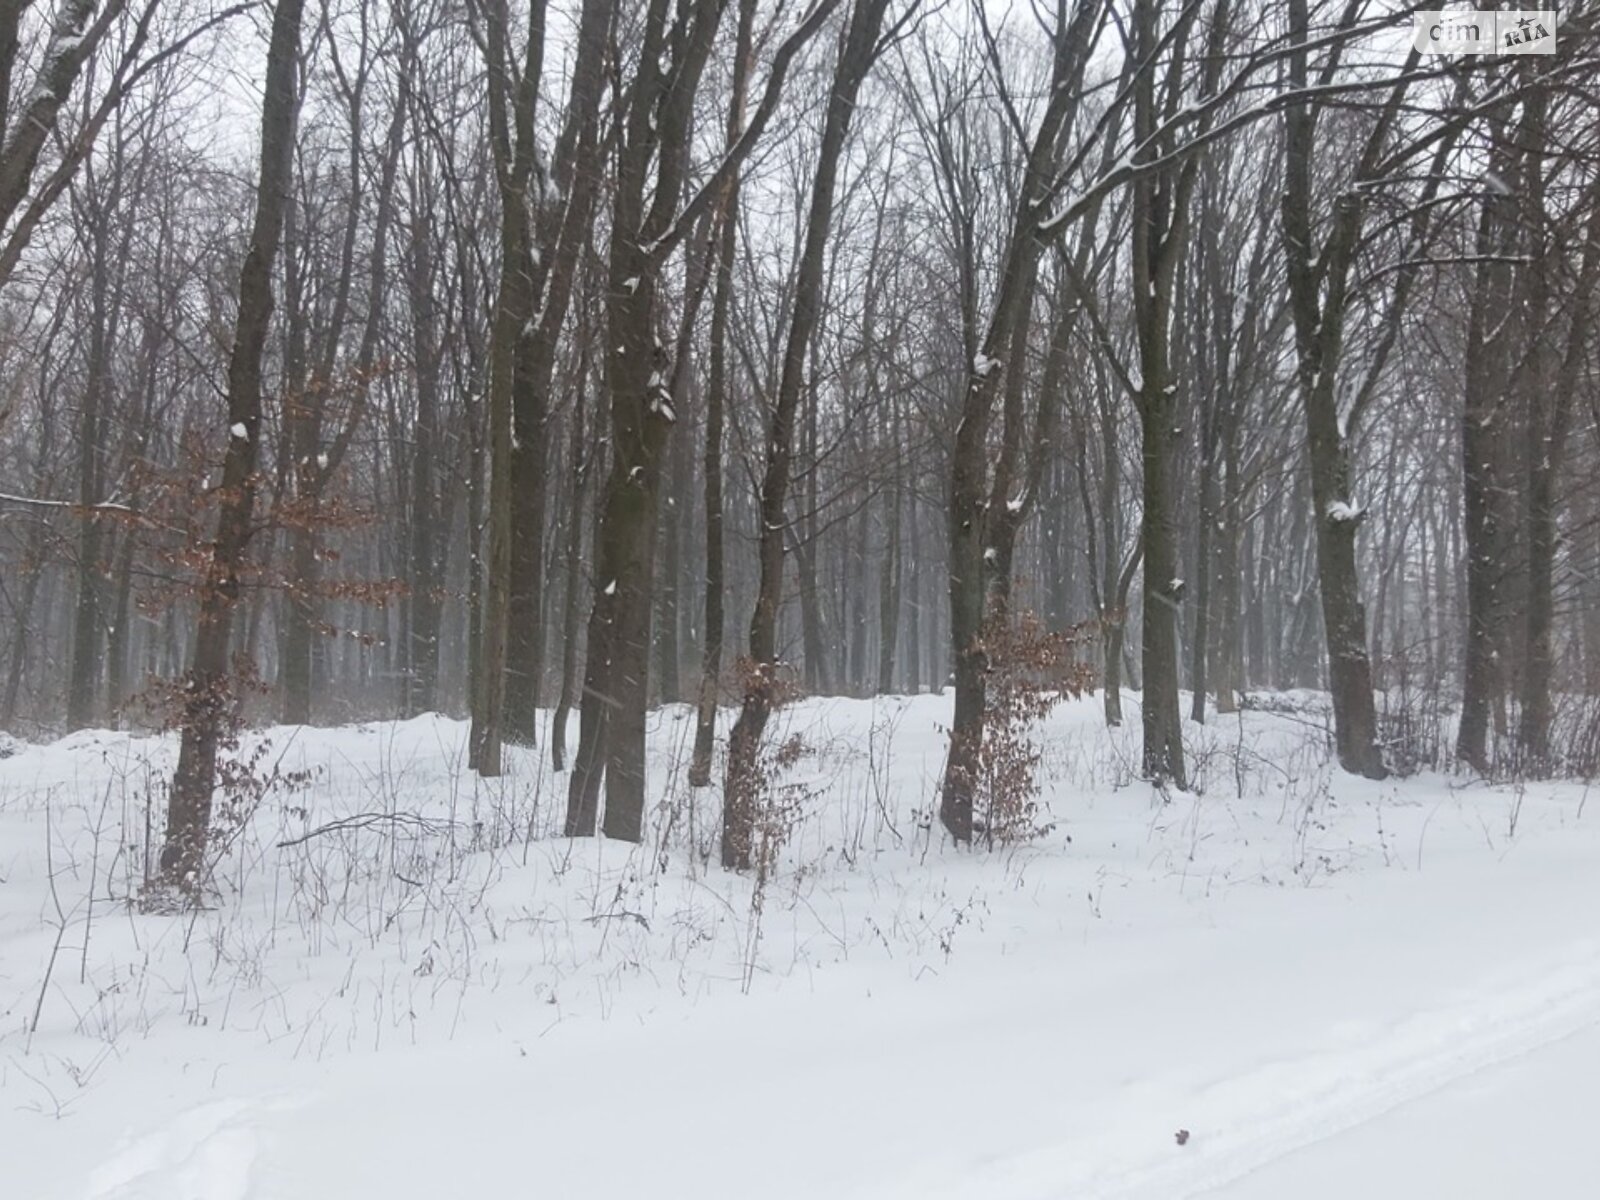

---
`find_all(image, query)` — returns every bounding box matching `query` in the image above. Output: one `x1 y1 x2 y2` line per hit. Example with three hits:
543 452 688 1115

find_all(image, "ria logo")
1413 9 1558 55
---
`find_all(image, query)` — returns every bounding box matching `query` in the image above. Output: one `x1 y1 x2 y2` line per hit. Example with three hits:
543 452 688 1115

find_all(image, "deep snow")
2 691 1596 1198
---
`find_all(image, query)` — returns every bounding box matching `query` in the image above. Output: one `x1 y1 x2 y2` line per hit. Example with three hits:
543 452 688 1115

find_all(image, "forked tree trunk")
1125 0 1219 789
1279 0 1393 782
479 0 608 760
470 0 546 772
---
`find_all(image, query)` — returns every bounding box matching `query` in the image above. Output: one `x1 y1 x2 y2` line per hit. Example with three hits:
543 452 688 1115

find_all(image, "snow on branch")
1326 500 1365 524
1037 6 1480 243
0 491 140 518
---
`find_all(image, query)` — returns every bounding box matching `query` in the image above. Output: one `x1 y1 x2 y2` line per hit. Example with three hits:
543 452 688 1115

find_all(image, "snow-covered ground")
2 691 1596 1198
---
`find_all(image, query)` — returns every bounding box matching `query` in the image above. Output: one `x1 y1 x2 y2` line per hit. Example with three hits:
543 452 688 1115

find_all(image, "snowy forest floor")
2 691 1597 1199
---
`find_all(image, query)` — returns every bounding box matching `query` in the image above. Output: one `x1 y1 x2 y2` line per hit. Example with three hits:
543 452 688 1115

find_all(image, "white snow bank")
2 693 1596 1199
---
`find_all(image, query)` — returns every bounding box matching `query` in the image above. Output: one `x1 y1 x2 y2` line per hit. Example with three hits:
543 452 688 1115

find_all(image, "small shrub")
969 610 1094 846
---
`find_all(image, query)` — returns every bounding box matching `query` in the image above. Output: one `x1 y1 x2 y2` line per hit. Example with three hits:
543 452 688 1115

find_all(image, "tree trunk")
724 0 891 867
1213 427 1242 713
482 0 610 758
1137 392 1186 785
1458 169 1516 772
551 351 592 772
877 432 902 695
1519 141 1599 772
161 0 304 891
688 4 752 784
404 180 444 716
505 328 549 743
1279 0 1391 781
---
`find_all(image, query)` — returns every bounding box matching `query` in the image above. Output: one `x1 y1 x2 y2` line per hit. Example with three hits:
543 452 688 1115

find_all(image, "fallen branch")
276 811 459 848
0 491 140 517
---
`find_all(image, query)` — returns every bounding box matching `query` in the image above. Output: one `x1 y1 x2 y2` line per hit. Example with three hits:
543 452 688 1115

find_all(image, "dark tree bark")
551 336 594 772
877 398 904 694
160 0 305 891
404 156 445 717
467 0 543 772
1212 418 1244 714
1123 0 1232 788
1458 140 1519 773
475 0 609 759
939 0 1103 841
1519 157 1600 770
654 215 717 709
565 0 837 841
796 386 832 696
724 0 895 867
686 0 752 785
1278 0 1404 782
66 185 117 731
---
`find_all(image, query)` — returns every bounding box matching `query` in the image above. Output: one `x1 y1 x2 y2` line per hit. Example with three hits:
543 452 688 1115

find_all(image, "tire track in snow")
954 941 1600 1199
1113 940 1600 1199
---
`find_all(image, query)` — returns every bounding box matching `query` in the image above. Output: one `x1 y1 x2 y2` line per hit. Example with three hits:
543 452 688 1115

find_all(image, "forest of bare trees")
2 0 1599 894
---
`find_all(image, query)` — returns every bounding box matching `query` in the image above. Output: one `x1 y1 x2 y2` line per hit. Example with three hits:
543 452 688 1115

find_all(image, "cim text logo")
1414 9 1558 55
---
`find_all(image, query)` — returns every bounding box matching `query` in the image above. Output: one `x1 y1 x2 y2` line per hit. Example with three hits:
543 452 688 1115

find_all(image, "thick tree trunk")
1126 0 1194 788
1519 153 1598 771
1520 440 1557 769
281 528 317 724
655 460 684 705
1306 436 1385 779
797 376 832 696
2 521 44 725
1458 184 1515 772
1137 391 1186 785
67 203 118 731
905 494 922 692
105 527 136 725
1188 459 1215 725
483 0 608 756
564 259 670 840
1280 0 1390 782
470 225 532 772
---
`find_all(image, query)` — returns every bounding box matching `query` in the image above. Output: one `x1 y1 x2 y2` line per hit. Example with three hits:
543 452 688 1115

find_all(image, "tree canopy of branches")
1 0 1598 888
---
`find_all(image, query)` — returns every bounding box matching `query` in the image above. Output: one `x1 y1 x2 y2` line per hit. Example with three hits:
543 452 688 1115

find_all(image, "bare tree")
722 0 905 869
564 0 839 842
160 0 307 891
